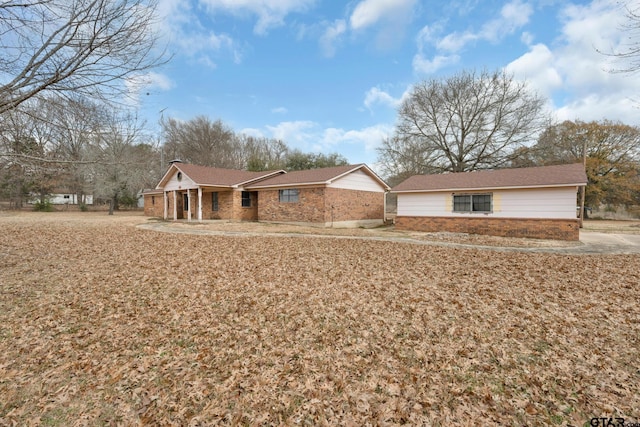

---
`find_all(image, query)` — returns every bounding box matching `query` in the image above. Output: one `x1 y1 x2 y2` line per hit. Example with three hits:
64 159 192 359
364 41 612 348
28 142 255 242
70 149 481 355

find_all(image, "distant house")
144 162 390 227
391 163 588 240
31 191 93 205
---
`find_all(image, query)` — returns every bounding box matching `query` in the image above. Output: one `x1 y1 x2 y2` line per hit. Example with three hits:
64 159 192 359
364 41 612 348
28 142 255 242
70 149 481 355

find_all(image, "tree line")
1 0 639 212
0 98 348 210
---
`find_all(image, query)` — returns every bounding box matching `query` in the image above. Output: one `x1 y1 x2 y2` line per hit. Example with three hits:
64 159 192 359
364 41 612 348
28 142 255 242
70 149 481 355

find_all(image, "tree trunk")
108 197 115 215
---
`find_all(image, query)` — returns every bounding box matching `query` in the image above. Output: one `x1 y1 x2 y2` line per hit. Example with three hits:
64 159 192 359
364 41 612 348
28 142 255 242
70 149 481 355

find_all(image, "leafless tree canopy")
603 2 640 74
377 69 548 179
0 0 166 114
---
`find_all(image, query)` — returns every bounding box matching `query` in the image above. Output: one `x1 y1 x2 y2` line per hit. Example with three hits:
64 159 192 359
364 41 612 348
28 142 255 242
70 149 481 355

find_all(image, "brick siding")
147 187 385 225
395 216 580 241
325 187 385 222
143 194 164 217
257 187 384 225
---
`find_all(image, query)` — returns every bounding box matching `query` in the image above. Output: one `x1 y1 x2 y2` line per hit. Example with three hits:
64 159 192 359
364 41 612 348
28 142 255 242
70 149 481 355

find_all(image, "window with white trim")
453 194 492 213
279 188 299 203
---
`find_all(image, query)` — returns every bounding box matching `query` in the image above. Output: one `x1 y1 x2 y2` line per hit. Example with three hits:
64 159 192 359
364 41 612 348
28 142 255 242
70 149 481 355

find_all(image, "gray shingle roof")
392 163 587 193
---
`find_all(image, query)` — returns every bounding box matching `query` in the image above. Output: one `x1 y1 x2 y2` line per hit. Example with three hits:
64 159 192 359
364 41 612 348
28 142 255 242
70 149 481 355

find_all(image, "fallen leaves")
0 213 639 426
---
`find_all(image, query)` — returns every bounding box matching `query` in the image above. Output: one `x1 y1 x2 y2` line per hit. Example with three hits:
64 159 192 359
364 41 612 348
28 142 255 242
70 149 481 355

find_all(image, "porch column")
173 191 177 220
187 189 192 222
163 191 167 220
198 187 203 221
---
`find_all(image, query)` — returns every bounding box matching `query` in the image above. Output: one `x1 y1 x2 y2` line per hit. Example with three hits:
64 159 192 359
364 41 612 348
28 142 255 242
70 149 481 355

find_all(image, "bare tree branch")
378 69 548 179
0 0 168 114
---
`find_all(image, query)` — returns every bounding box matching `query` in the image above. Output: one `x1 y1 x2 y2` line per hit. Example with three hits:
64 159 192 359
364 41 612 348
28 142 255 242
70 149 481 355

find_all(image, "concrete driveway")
138 222 640 255
575 231 640 255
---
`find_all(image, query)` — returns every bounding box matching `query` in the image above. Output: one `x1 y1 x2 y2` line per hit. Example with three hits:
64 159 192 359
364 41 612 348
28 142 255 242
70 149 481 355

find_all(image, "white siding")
328 169 385 192
47 194 94 205
397 187 578 219
163 170 197 191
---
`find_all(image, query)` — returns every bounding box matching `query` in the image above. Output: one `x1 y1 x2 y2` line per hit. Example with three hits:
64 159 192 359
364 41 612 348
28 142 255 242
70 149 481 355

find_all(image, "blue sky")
132 0 640 170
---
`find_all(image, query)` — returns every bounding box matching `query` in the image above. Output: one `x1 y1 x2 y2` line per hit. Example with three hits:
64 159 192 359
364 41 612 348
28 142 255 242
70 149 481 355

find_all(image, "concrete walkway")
137 222 640 255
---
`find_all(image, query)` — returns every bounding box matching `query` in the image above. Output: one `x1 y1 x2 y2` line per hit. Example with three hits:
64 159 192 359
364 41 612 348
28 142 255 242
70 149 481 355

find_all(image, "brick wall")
232 190 258 221
395 216 580 241
325 187 385 222
258 188 326 223
143 194 164 217
201 191 235 220
257 187 385 225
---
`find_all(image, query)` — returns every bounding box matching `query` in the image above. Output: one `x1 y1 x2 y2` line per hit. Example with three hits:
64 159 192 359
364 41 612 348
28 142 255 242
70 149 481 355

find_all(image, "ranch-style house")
144 162 390 227
391 163 588 241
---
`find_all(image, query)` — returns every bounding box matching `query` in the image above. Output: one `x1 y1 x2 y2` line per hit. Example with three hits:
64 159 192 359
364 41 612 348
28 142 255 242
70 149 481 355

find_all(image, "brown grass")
1 212 639 426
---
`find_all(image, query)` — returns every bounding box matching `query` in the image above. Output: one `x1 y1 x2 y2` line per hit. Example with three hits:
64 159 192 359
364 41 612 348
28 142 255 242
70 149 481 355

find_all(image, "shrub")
33 199 53 212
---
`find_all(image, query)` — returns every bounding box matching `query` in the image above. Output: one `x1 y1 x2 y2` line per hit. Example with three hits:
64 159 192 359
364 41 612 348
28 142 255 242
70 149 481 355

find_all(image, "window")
453 194 492 213
211 192 219 211
241 191 251 207
151 196 155 205
177 172 182 181
183 193 189 211
279 188 299 203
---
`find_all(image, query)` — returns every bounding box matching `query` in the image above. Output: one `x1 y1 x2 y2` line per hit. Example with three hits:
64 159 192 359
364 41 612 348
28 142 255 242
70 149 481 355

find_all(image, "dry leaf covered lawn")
1 213 639 426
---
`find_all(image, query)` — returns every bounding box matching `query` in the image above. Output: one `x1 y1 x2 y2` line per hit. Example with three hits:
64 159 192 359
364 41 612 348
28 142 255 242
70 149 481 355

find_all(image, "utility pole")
579 138 587 228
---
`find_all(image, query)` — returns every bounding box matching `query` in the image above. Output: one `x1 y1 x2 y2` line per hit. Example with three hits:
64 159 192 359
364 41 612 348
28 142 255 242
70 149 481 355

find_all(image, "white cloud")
271 107 288 114
363 86 410 110
124 72 174 106
350 0 416 30
197 55 218 69
157 0 242 65
199 0 316 35
349 0 417 50
413 0 532 74
319 124 393 153
260 120 393 163
412 53 460 74
436 31 477 52
266 121 318 149
505 0 640 126
239 128 265 138
319 19 347 57
505 43 562 98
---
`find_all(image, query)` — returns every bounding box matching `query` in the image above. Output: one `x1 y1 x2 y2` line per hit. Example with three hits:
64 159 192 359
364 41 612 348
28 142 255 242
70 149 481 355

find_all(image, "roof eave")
235 169 287 187
246 181 328 190
392 182 587 193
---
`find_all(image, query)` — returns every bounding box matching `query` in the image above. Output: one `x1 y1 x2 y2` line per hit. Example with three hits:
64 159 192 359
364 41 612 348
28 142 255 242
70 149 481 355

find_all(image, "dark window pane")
279 188 299 203
472 194 491 212
212 192 218 211
453 195 471 212
241 191 251 207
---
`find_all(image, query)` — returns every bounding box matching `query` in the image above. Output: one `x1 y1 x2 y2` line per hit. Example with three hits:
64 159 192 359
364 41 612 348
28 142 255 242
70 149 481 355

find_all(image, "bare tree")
600 2 640 74
161 116 244 169
89 109 158 214
0 98 65 207
241 135 288 171
0 0 167 114
377 69 549 179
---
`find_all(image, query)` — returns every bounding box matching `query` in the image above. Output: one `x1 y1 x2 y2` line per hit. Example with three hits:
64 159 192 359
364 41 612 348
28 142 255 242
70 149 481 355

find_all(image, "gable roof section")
245 164 390 190
156 163 285 189
392 163 587 193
